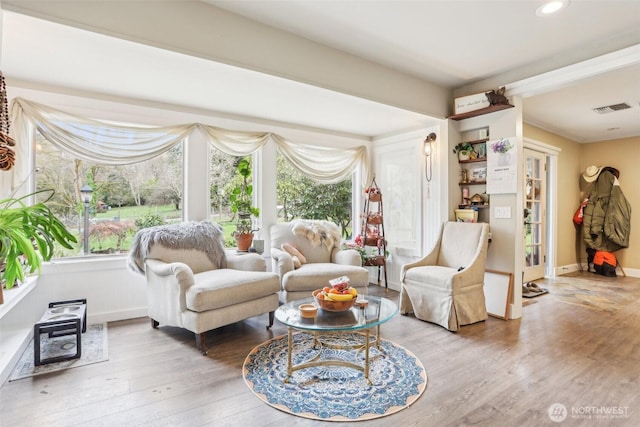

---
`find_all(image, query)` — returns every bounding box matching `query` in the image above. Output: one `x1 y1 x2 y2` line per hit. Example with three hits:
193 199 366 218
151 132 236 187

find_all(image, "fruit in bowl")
313 279 358 312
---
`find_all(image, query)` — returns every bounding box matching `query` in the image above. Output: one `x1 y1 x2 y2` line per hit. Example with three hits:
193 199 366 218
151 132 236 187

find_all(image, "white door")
523 149 546 282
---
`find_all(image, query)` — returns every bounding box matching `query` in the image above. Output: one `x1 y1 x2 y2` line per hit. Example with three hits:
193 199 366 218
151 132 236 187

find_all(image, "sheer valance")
11 98 196 164
2 97 369 195
276 135 367 184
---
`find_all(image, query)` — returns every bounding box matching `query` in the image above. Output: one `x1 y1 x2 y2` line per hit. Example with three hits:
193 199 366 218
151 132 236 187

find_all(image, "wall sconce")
424 132 437 183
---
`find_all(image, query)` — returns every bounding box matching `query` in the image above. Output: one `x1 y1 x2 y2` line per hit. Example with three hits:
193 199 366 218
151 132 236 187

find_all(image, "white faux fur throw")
292 220 342 250
127 221 227 274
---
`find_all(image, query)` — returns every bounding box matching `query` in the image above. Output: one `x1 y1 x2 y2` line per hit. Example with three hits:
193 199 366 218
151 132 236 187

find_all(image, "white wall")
371 125 445 290
447 101 525 319
38 257 148 324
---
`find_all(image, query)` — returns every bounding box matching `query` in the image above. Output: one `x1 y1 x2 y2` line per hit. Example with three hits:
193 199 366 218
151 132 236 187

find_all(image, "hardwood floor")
2 272 639 426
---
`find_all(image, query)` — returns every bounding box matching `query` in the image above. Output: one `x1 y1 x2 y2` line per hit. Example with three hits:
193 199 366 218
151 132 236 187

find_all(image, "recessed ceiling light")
536 1 569 16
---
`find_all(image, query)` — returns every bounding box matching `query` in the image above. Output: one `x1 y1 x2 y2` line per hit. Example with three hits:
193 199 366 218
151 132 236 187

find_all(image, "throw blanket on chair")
292 220 342 250
127 221 227 274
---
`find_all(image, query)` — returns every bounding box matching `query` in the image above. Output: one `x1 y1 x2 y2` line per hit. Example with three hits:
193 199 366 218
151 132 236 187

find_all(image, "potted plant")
452 142 475 161
0 189 77 291
228 158 260 251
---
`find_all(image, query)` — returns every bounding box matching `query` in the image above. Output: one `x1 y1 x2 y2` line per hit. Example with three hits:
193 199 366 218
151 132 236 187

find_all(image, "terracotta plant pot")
235 232 254 252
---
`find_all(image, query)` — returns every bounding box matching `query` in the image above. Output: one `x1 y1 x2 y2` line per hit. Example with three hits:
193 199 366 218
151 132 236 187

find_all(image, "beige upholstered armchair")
400 221 489 331
128 221 280 354
270 220 369 302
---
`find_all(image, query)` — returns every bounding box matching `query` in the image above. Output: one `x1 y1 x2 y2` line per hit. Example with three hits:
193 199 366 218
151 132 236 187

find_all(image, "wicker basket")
367 215 382 224
364 256 385 266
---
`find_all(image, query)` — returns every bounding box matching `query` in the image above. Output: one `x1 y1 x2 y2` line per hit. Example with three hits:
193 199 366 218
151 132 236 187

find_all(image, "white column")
183 129 209 221
258 140 278 264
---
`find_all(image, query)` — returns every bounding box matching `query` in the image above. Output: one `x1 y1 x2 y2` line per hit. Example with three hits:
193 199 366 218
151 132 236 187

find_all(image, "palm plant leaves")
0 190 77 288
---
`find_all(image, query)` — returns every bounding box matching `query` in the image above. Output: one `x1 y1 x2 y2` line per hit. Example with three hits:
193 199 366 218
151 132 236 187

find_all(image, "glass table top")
275 295 398 332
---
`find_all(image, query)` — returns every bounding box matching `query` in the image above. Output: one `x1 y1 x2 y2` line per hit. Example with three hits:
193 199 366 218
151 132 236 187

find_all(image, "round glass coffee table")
275 295 397 384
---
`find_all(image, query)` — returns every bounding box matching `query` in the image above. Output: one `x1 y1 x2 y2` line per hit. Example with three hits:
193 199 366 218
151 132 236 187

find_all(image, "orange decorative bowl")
312 289 357 312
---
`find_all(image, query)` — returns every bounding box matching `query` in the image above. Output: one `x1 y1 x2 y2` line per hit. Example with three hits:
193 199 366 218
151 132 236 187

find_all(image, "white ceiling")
2 1 640 142
207 0 640 143
0 10 432 138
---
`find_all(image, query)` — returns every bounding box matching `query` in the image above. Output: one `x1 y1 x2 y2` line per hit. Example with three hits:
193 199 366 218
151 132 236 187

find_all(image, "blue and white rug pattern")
243 332 427 421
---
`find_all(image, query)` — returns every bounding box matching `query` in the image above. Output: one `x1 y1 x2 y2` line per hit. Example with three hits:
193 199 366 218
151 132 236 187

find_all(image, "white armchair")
128 221 280 354
270 220 369 302
400 221 489 331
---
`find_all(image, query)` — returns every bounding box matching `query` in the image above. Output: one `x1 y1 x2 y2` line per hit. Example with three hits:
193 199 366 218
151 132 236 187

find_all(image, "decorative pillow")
281 243 307 268
291 255 302 269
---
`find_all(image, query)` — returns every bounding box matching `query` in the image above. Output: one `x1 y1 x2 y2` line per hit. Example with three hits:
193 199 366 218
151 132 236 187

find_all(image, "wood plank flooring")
2 272 639 426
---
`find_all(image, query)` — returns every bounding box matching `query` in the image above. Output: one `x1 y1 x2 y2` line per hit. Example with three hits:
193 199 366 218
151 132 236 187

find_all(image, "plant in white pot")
452 142 475 161
228 158 260 251
0 190 77 290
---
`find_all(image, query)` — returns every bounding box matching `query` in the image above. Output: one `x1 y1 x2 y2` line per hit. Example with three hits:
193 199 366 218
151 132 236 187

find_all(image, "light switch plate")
494 207 512 219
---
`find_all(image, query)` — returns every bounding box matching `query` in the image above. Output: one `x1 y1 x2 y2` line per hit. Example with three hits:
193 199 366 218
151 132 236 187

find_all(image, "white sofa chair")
400 221 489 331
128 221 280 354
270 220 369 302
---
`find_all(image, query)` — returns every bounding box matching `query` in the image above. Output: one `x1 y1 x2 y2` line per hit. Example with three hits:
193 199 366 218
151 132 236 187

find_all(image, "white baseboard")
554 264 582 275
88 307 148 325
555 263 640 278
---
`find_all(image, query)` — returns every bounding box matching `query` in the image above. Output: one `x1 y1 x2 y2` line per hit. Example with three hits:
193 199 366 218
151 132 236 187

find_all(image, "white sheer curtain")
1 97 370 196
11 98 195 164
199 125 272 157
276 135 368 184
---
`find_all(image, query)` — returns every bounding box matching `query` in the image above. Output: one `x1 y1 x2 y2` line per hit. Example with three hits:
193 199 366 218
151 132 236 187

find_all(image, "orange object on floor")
593 251 616 267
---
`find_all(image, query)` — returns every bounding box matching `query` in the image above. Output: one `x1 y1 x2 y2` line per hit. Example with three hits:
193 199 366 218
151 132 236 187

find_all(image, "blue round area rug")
243 332 427 422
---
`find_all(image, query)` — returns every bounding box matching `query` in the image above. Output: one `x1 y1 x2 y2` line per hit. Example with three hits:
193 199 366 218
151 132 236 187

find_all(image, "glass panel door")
523 149 546 282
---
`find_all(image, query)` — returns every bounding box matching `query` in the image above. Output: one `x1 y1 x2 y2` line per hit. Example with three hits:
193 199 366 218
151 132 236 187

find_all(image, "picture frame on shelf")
454 92 490 115
471 167 487 181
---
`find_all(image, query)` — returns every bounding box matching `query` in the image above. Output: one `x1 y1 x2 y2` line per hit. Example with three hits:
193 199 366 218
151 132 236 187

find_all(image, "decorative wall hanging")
0 70 16 171
486 136 517 194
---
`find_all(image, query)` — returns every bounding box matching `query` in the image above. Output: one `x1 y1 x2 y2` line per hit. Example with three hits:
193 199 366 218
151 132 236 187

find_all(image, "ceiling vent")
592 102 632 114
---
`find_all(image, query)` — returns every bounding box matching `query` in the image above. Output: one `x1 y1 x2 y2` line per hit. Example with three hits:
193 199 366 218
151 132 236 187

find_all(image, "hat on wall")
582 165 603 183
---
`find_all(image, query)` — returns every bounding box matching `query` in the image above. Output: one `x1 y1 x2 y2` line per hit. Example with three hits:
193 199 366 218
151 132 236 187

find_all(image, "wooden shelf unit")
452 106 515 223
361 176 388 289
448 103 514 121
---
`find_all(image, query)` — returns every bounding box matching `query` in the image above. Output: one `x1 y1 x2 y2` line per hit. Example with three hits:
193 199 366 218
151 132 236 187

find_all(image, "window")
208 149 252 248
13 98 367 257
35 131 184 257
276 152 353 239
